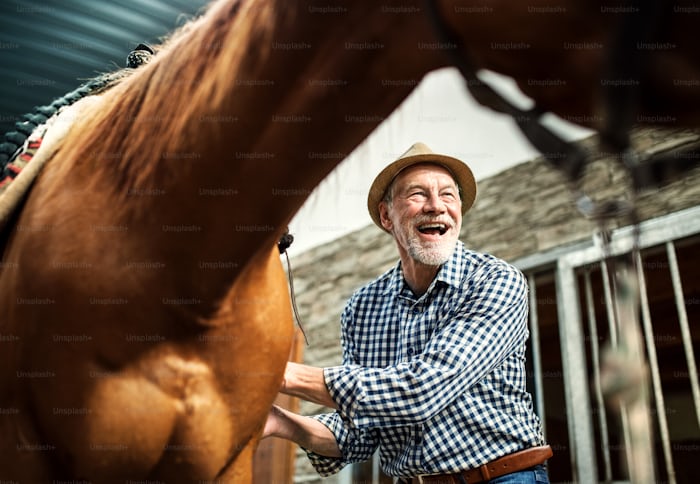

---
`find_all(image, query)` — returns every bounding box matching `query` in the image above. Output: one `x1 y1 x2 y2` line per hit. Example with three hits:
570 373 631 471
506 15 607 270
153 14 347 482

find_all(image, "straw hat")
367 142 477 229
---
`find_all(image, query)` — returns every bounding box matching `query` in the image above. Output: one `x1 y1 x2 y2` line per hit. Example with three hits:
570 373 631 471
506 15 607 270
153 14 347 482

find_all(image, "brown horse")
0 0 698 482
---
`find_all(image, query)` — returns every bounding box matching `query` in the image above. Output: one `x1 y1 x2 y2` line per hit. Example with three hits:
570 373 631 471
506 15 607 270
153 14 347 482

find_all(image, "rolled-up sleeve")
304 410 380 476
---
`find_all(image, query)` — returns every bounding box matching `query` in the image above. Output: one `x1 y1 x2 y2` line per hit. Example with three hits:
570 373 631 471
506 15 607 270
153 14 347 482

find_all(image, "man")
263 143 551 483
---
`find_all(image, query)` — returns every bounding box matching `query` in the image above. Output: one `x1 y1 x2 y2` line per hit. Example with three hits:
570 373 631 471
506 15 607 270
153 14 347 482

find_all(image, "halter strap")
423 0 700 200
423 0 587 184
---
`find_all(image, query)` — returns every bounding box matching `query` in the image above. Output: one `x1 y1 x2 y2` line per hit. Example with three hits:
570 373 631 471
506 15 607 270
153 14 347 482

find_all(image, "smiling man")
263 143 552 483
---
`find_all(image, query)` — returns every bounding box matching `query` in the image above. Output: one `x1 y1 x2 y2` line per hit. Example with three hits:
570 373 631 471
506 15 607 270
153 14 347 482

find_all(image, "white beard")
406 233 458 266
398 214 459 266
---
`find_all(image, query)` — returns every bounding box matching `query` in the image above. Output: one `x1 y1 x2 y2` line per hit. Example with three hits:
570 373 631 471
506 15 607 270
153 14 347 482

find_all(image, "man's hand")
262 405 285 439
261 404 342 458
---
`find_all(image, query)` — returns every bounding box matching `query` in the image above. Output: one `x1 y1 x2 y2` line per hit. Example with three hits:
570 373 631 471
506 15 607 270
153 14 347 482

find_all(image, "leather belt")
411 445 553 483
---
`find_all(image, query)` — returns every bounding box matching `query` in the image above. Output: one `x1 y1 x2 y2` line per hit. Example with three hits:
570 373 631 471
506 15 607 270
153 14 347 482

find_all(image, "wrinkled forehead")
390 162 460 191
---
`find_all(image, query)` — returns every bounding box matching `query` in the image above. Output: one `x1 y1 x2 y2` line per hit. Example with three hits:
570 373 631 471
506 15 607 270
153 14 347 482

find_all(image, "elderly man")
263 143 551 483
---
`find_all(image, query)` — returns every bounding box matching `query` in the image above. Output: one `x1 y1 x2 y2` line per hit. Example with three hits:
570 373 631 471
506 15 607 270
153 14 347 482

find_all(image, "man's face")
379 164 462 266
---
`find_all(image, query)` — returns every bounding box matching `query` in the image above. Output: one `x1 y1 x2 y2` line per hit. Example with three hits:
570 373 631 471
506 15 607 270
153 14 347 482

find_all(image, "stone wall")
287 128 700 483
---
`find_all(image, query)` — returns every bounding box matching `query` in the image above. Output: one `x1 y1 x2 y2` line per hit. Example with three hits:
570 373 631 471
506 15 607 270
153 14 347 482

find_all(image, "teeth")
418 223 448 234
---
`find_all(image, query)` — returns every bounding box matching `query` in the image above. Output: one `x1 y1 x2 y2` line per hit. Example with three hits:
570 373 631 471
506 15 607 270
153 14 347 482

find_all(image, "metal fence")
517 205 700 483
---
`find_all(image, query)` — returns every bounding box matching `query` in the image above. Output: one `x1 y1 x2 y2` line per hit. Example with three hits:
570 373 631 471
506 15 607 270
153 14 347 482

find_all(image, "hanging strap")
423 0 700 194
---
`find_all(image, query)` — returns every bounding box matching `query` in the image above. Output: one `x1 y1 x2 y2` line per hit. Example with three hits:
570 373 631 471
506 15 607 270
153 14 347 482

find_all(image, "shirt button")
413 306 421 313
407 347 414 356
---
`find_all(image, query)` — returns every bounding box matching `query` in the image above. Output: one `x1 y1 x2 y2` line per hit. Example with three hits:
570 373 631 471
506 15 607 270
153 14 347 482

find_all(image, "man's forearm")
281 362 338 409
265 406 342 458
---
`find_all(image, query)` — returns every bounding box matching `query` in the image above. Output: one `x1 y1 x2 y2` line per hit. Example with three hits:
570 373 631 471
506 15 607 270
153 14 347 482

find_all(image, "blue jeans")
398 465 550 483
489 464 550 483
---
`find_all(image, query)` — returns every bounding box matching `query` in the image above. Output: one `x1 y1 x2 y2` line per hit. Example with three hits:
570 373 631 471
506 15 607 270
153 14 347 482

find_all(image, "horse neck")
43 0 445 310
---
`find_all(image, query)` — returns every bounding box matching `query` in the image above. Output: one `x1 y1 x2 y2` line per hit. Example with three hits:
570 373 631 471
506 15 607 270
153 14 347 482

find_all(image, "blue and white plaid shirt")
306 241 545 478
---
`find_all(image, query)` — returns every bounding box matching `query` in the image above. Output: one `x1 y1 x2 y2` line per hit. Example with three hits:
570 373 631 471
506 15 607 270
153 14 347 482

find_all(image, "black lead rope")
423 0 588 186
278 230 310 346
423 0 700 204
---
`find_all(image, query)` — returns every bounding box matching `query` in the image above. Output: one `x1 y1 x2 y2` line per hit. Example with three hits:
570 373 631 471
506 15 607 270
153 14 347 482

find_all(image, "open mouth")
417 223 448 236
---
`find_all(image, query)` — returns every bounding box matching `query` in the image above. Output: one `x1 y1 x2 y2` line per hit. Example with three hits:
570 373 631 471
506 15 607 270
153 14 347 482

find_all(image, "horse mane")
49 0 280 200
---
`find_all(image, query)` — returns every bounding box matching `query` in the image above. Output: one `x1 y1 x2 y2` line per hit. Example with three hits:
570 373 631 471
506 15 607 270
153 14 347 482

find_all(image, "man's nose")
423 192 446 213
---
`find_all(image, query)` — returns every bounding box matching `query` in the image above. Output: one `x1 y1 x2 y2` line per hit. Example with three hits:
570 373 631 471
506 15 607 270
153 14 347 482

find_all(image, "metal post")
555 261 597 483
528 273 547 436
666 242 700 429
583 270 613 482
636 251 676 483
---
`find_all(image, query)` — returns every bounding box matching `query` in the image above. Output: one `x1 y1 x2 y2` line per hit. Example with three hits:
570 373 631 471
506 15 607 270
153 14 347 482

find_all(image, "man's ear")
378 201 393 232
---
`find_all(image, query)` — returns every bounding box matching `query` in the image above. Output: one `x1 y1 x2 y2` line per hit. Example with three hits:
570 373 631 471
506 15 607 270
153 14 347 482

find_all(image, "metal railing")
516 205 700 483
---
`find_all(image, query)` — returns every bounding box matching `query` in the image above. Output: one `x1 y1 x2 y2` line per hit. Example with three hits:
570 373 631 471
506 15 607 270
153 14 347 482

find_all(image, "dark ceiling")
0 0 210 134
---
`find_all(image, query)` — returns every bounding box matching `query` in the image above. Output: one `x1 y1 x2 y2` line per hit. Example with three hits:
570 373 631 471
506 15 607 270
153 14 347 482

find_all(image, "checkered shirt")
305 241 545 478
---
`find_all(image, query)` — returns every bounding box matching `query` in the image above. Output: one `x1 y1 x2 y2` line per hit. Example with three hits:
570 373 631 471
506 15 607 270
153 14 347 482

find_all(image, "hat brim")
367 153 477 231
